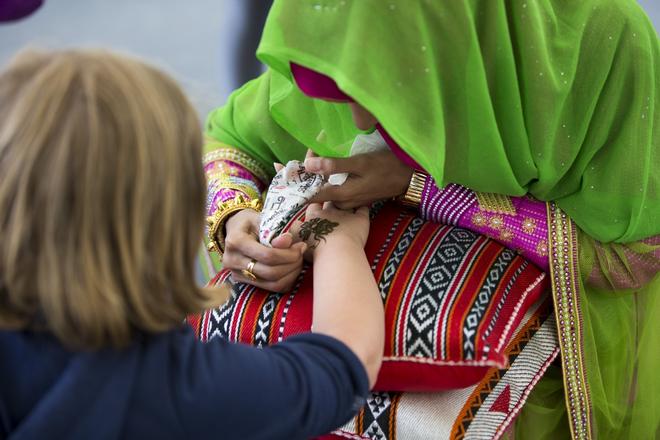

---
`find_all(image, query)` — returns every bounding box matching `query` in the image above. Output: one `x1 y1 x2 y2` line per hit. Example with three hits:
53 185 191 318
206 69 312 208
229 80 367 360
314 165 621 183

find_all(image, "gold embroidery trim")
522 217 537 234
475 192 516 215
547 202 593 440
471 211 487 227
203 140 271 185
209 176 261 202
499 228 514 243
488 215 505 230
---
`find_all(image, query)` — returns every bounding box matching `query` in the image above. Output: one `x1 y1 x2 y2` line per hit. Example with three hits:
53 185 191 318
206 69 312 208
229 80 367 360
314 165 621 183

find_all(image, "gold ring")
241 259 258 281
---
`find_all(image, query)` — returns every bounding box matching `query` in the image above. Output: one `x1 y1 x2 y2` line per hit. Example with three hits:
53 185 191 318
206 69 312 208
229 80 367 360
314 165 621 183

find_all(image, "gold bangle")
207 194 263 254
399 170 428 207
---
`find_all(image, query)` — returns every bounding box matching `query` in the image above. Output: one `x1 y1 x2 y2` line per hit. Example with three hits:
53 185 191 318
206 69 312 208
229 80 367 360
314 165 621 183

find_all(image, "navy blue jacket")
0 327 368 439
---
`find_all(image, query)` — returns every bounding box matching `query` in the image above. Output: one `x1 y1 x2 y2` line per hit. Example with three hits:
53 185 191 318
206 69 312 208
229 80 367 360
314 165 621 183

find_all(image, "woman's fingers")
231 265 302 292
334 199 367 210
304 155 364 176
309 183 350 204
228 254 302 281
355 206 370 218
272 234 307 257
223 231 305 278
222 208 305 291
310 186 369 210
271 232 294 249
225 233 303 265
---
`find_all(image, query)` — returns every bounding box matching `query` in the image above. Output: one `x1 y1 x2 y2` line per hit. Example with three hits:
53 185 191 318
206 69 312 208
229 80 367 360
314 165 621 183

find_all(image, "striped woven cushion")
189 202 548 391
322 301 559 440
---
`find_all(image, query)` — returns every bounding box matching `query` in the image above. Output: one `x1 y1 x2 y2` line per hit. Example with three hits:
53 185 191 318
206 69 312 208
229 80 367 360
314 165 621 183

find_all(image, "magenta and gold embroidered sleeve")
420 180 549 271
203 146 270 216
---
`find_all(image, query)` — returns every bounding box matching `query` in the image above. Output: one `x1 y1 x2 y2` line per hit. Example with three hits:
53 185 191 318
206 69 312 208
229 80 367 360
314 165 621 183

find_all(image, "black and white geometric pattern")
481 262 528 348
362 392 395 440
253 293 281 347
378 216 425 300
461 249 516 359
207 286 248 341
402 227 481 358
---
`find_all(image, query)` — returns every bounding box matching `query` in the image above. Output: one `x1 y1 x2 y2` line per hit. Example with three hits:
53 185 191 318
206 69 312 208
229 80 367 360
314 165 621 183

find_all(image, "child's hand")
300 202 370 257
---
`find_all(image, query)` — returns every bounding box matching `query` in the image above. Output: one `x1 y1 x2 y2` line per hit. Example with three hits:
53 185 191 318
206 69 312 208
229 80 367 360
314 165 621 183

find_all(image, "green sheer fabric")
578 233 660 438
511 365 571 439
515 231 660 439
249 0 659 244
205 1 660 437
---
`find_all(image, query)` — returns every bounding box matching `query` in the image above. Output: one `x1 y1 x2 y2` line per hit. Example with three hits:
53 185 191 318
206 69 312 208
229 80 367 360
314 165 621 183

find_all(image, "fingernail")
304 157 320 171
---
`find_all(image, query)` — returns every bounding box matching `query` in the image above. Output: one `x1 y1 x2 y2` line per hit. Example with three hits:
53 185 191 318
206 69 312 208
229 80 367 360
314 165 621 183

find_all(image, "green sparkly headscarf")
208 0 659 243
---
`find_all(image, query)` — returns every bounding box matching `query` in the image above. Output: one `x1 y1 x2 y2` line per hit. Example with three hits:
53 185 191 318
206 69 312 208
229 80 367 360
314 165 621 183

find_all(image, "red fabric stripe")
377 360 489 391
474 253 524 355
367 206 411 280
186 313 202 338
484 264 548 353
239 291 267 344
281 272 315 339
268 292 287 345
230 288 252 342
201 309 211 342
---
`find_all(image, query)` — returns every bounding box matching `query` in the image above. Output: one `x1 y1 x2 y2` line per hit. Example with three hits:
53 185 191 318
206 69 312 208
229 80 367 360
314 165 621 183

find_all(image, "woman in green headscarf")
203 1 659 438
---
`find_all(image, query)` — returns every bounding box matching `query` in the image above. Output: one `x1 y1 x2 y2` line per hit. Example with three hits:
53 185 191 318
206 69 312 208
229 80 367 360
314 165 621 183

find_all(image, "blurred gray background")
0 0 271 118
0 0 658 119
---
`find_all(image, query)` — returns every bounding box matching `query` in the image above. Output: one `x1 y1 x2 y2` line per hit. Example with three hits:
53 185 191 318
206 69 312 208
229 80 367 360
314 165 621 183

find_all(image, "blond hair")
0 49 219 349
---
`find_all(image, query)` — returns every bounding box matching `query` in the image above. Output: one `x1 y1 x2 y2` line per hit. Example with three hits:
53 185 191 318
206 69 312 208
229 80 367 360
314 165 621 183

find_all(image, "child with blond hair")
0 49 383 439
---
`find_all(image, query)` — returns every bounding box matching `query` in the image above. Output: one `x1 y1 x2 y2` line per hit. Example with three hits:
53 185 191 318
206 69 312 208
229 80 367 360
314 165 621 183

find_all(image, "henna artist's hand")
300 202 371 259
304 149 413 209
223 208 306 291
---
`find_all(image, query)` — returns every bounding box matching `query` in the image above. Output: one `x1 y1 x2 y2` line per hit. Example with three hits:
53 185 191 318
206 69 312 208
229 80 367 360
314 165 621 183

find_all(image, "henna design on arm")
299 218 339 249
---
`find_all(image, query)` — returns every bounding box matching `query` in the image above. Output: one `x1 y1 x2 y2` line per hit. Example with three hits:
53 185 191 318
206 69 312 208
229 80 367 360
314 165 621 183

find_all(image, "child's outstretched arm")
303 202 384 387
164 202 383 439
